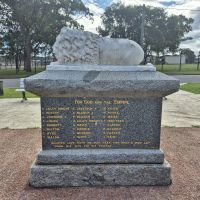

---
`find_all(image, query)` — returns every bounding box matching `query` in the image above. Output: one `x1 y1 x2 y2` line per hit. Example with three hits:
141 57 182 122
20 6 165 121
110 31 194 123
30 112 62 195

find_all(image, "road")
1 75 200 88
0 79 20 88
170 75 200 83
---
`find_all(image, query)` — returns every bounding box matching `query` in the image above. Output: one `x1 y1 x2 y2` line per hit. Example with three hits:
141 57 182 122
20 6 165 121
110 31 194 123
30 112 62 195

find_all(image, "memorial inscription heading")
41 97 162 149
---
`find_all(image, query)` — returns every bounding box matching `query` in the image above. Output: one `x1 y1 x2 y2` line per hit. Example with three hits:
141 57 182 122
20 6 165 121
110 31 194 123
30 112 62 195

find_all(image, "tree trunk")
19 53 22 68
4 57 6 68
179 52 182 71
156 52 160 65
15 53 19 73
24 34 32 72
143 53 147 65
160 51 165 71
142 46 148 65
15 45 19 73
34 52 37 74
0 81 3 96
44 51 47 69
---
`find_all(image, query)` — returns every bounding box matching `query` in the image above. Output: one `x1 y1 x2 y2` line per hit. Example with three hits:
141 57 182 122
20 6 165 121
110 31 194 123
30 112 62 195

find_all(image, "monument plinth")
25 28 179 187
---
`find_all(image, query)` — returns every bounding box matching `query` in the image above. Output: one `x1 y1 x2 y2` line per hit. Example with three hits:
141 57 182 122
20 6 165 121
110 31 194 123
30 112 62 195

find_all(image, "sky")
80 0 200 55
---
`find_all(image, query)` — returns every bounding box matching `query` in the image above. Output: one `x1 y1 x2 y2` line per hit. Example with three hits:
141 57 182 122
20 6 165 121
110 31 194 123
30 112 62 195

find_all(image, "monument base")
29 160 171 187
36 149 164 164
25 65 178 188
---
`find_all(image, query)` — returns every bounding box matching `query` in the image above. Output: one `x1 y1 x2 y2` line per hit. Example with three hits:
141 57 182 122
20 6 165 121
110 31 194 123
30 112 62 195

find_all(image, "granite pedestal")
25 65 179 187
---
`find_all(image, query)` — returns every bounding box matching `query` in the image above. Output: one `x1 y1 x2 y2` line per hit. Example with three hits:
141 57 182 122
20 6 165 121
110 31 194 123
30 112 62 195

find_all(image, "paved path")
0 98 40 129
162 90 200 127
0 91 200 128
1 127 200 200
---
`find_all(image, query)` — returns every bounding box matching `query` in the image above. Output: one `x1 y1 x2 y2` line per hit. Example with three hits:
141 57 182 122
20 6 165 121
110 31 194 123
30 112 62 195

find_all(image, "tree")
0 0 91 72
0 23 24 72
98 3 194 62
165 15 194 54
181 48 196 64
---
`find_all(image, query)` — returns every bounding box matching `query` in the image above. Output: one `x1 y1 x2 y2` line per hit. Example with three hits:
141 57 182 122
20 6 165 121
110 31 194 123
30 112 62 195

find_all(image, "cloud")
85 2 104 15
77 15 102 33
159 1 177 6
77 1 104 33
113 0 164 7
80 0 200 54
159 0 200 54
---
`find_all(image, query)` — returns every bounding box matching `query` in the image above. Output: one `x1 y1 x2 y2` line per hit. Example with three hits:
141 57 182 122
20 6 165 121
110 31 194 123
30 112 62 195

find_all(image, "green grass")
156 64 200 75
1 64 200 77
180 83 200 94
0 88 38 98
0 68 45 79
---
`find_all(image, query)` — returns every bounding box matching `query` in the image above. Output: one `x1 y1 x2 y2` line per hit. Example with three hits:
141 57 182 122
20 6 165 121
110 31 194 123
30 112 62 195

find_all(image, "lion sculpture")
53 27 144 66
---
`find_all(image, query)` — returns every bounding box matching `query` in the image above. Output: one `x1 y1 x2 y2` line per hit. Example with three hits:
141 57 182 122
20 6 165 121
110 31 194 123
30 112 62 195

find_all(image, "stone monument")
25 27 179 187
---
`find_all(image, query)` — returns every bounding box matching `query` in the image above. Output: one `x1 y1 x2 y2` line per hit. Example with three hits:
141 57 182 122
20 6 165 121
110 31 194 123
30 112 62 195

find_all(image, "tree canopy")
182 48 196 64
0 0 91 71
98 3 194 63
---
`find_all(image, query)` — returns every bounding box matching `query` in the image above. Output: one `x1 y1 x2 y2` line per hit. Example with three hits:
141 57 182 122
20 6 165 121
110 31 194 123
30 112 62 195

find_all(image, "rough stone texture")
53 27 144 65
29 160 171 187
37 149 164 164
24 70 179 97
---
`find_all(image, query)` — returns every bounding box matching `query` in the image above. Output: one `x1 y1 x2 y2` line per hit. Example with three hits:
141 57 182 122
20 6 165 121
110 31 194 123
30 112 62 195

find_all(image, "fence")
0 58 52 71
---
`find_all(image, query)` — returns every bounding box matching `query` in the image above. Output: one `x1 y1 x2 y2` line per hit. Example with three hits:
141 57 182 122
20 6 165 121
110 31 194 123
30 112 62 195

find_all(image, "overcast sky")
80 0 200 55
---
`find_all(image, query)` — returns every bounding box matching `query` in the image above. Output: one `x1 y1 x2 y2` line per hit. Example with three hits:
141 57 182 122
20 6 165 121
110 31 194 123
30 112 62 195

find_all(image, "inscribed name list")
41 97 161 149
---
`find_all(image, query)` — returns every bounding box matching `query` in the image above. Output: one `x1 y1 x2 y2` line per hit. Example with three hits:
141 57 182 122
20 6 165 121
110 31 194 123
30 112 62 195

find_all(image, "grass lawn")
156 64 200 75
0 64 200 77
0 88 38 98
180 83 200 94
0 68 45 79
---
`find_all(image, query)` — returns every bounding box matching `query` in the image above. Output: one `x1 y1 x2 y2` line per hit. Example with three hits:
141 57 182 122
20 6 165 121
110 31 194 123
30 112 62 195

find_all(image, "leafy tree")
165 15 193 54
98 3 194 63
0 0 91 72
182 48 196 64
0 22 24 72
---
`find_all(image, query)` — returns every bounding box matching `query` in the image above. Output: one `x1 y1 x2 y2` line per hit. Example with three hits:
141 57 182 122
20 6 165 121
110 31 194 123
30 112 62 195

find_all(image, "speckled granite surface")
30 160 171 187
25 67 179 187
